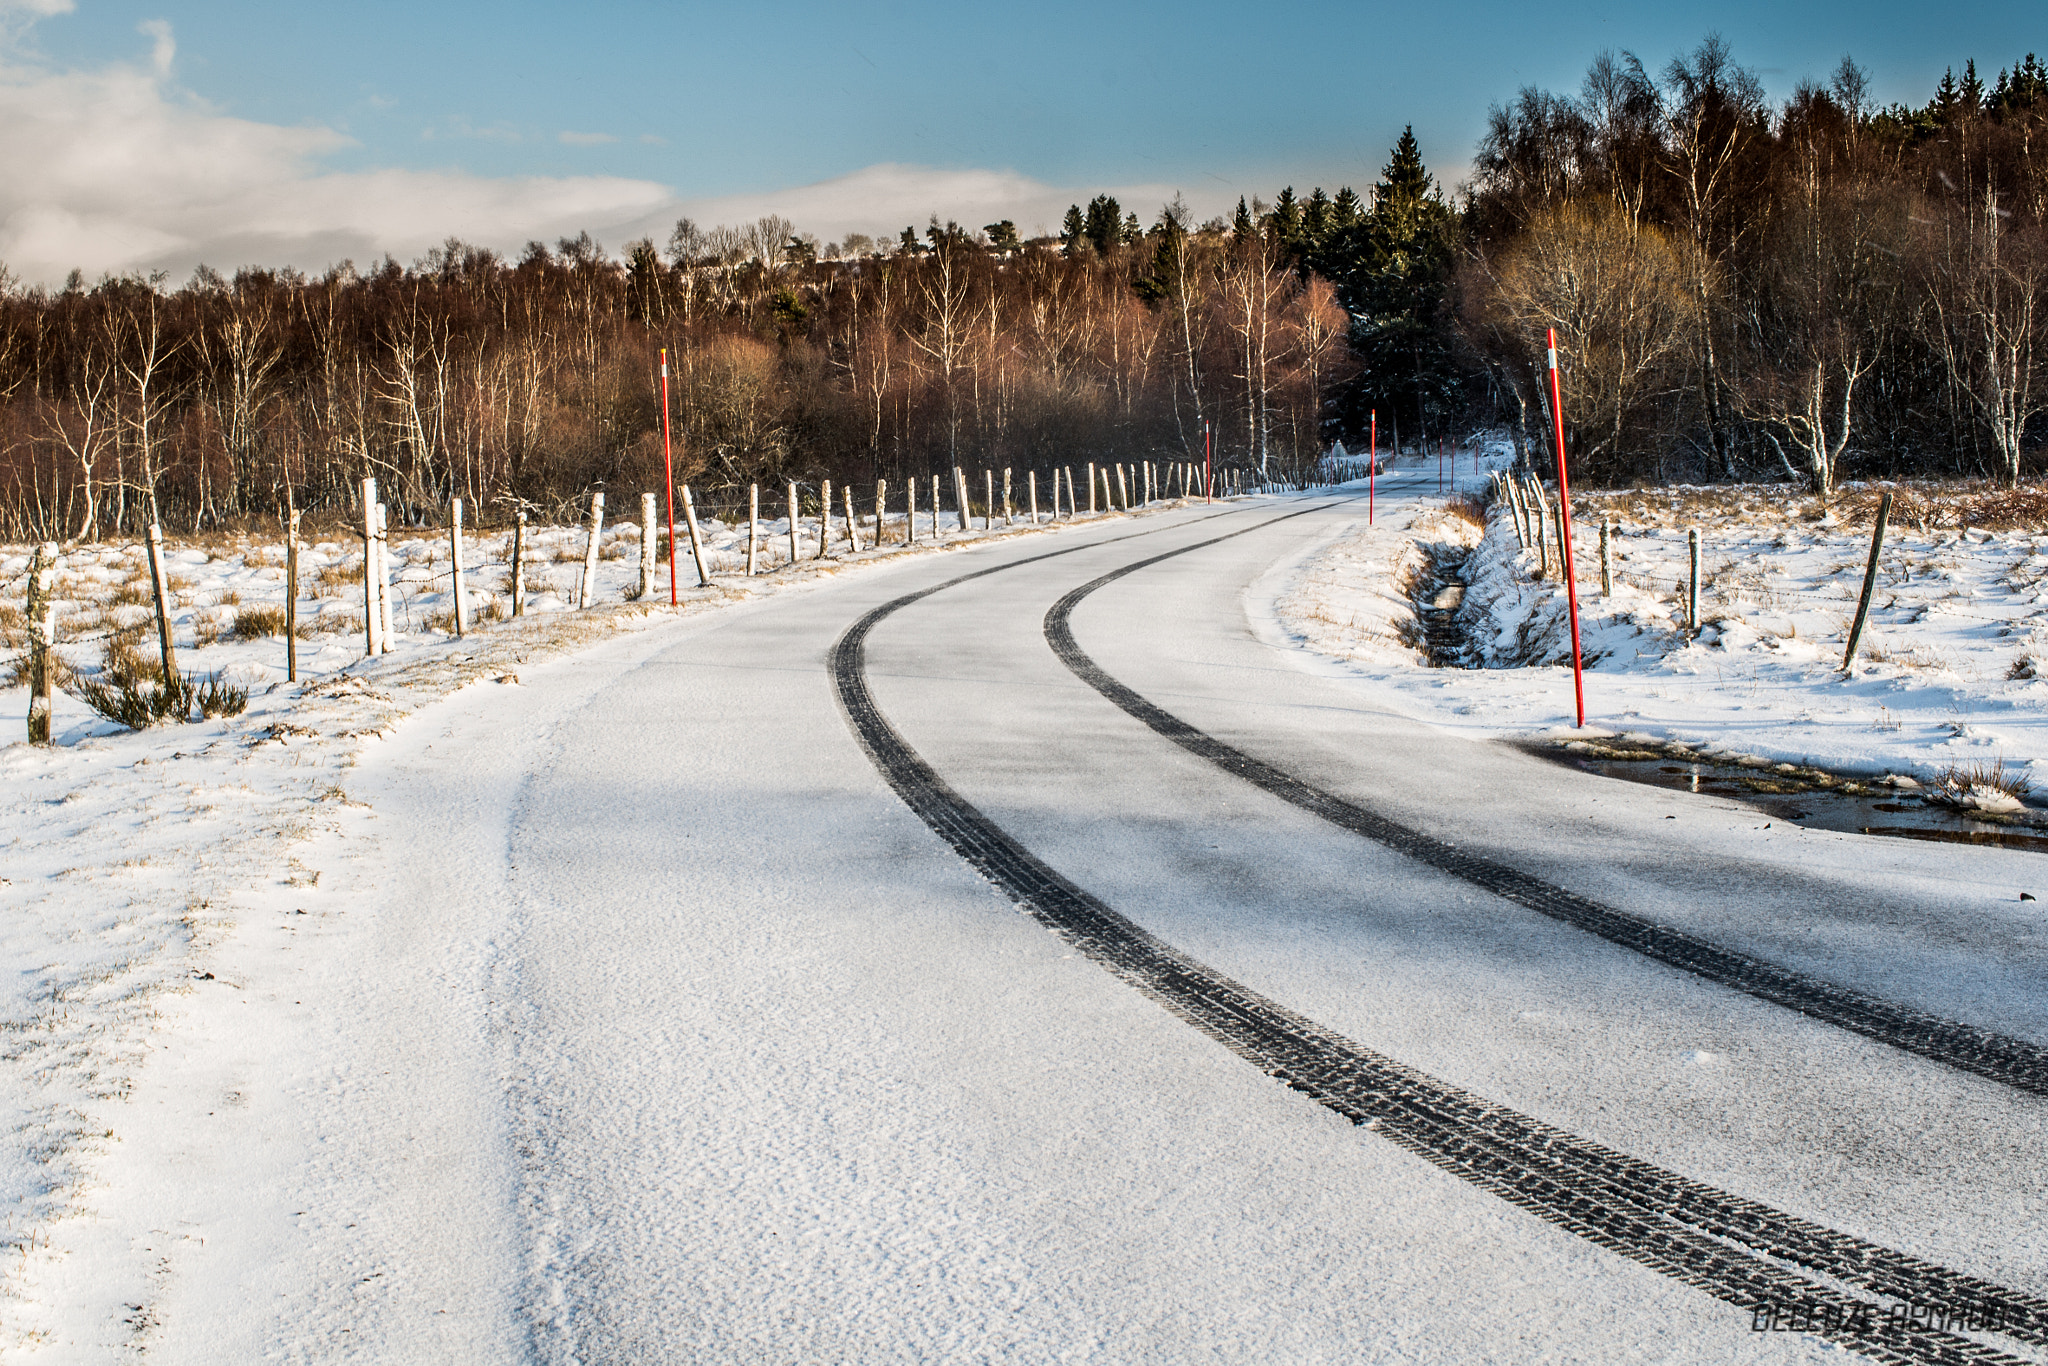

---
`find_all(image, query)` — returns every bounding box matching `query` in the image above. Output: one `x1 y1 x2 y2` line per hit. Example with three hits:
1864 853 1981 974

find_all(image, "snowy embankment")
0 502 1123 1353
1267 456 2048 794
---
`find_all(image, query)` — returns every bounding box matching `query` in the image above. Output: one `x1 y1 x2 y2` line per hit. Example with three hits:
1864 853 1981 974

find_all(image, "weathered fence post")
639 491 657 600
145 520 180 684
286 509 300 681
875 479 887 545
375 503 395 649
681 484 711 586
1599 520 1613 597
1028 470 1039 524
511 509 527 617
817 479 832 559
580 488 606 608
747 484 760 575
906 476 918 544
1686 527 1701 631
844 483 863 553
954 467 972 533
1115 464 1128 511
360 479 382 656
450 498 468 637
1843 491 1893 671
983 469 995 530
1087 462 1097 514
787 482 800 565
25 542 54 744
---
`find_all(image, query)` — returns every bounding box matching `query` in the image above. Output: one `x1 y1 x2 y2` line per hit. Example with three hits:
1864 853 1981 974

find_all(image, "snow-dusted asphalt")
155 479 2047 1363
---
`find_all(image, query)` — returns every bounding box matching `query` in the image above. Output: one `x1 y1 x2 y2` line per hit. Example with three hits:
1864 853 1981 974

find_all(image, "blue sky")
0 0 2040 282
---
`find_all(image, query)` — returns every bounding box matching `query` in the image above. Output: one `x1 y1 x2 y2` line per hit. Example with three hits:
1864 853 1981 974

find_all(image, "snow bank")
1269 456 2048 793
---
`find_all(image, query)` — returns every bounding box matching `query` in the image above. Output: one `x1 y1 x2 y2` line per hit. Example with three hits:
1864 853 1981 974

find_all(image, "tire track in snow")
1045 523 2048 1101
831 502 2047 1366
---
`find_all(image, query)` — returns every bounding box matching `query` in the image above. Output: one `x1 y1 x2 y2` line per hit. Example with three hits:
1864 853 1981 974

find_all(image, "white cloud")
0 20 670 284
0 13 1219 283
136 17 170 76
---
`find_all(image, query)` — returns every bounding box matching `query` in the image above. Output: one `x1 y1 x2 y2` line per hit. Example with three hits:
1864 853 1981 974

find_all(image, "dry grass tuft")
233 605 288 638
1939 757 2032 800
1441 494 1487 528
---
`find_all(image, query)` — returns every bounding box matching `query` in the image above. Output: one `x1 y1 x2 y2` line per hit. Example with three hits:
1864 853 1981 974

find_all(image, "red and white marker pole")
1203 420 1213 504
1368 409 1376 525
1546 327 1586 728
660 347 679 605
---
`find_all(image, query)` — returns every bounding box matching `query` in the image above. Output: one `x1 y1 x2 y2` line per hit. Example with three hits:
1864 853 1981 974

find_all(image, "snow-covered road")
123 478 2046 1363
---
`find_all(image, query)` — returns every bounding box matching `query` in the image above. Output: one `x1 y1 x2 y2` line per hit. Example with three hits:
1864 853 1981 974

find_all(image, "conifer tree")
1313 127 1462 448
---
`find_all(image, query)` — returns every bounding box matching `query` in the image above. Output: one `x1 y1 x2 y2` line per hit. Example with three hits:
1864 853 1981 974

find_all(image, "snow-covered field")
0 500 1105 1353
1269 452 2048 807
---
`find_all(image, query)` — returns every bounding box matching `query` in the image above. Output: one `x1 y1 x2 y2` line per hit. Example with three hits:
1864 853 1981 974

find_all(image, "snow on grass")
0 498 1147 1352
1269 452 2048 797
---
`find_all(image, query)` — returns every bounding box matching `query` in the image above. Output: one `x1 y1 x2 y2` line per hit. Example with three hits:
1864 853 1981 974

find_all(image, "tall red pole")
1368 409 1376 525
1546 327 1586 728
1204 420 1213 504
660 347 678 605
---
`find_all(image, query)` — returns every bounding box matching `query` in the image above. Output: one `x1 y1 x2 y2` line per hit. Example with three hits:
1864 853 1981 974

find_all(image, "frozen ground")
0 476 2042 1362
1271 449 2048 804
0 499 1110 1356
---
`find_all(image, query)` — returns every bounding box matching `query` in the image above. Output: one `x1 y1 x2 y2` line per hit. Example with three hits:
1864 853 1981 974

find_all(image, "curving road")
195 481 2048 1363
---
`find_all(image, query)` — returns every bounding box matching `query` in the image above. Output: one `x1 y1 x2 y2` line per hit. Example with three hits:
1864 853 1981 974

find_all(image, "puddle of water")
1527 741 2048 854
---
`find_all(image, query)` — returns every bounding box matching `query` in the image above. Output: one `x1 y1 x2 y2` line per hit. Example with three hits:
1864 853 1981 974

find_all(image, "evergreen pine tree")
1312 127 1461 449
1962 59 1986 112
1060 205 1085 255
1302 188 1332 248
1931 67 1961 124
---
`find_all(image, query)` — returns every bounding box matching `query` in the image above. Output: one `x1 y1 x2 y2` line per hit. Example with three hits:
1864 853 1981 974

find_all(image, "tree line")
6 34 2044 541
0 191 1364 540
1453 39 2048 493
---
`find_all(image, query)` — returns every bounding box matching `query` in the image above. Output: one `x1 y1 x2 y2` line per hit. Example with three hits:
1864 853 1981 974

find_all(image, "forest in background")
1 34 2046 539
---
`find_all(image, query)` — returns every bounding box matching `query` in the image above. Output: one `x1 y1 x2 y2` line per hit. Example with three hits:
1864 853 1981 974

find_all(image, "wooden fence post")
844 483 863 553
1843 491 1893 671
286 510 300 682
145 520 180 684
639 491 658 599
1686 527 1700 631
982 469 994 530
1599 520 1613 597
816 479 832 559
360 478 381 655
787 482 800 565
511 509 527 617
450 498 468 637
1028 470 1039 524
1002 468 1013 525
747 484 760 575
25 542 54 744
906 476 918 544
681 484 712 586
375 503 395 649
580 488 605 608
875 479 887 545
954 466 971 533
1087 462 1097 514
1115 464 1129 511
